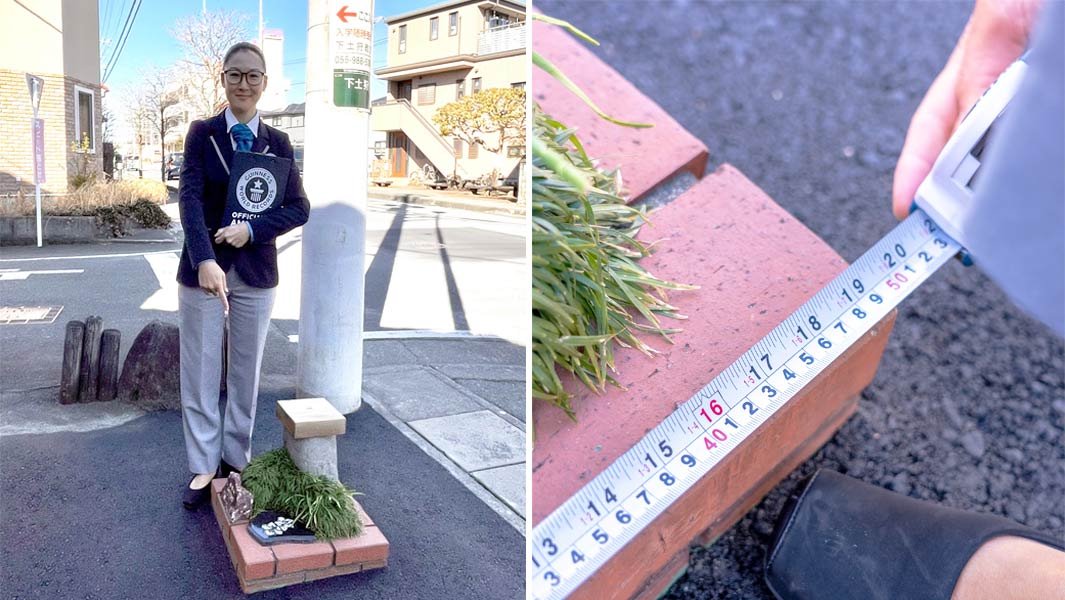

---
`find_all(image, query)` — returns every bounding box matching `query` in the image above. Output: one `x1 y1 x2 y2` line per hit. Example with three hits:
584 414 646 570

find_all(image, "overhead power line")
103 0 142 83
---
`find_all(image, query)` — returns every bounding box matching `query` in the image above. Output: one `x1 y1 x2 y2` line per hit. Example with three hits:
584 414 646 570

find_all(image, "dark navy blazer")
177 111 310 289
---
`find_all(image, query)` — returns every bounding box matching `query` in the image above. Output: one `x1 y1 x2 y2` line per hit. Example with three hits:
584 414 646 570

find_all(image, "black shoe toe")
182 477 210 510
765 469 1064 600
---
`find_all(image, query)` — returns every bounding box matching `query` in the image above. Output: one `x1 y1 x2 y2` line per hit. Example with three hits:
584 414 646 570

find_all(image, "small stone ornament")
220 472 254 523
249 510 317 545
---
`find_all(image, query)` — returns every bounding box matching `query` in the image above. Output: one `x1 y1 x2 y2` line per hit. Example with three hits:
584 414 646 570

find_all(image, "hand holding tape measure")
530 44 1052 600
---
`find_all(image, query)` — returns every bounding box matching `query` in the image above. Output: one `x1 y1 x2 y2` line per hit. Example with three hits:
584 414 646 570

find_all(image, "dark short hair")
223 42 266 70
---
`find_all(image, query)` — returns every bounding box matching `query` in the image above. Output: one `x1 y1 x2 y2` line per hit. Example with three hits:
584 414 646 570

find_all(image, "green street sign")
333 70 370 109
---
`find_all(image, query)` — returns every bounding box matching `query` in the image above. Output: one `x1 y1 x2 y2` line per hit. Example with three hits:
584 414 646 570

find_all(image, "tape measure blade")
532 209 960 600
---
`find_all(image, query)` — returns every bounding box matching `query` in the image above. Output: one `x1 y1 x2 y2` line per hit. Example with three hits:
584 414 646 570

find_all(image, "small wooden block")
276 397 346 439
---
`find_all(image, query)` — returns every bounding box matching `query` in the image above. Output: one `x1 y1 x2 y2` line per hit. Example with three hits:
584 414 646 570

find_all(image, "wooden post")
78 316 103 402
60 320 85 404
97 329 121 401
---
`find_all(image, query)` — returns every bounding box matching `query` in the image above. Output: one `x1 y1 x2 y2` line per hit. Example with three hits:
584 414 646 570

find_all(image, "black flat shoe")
218 459 243 479
765 469 1064 600
182 476 211 510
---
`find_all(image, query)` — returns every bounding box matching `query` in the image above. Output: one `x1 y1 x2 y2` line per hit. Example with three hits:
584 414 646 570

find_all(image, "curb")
368 189 525 217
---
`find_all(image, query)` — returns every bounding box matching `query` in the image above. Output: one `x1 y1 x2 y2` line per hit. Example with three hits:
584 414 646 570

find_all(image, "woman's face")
222 50 268 115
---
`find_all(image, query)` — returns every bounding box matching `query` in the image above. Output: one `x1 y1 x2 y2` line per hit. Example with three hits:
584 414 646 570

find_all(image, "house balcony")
478 22 526 55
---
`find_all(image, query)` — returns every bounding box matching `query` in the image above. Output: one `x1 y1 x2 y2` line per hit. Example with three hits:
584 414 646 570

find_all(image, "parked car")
166 152 184 180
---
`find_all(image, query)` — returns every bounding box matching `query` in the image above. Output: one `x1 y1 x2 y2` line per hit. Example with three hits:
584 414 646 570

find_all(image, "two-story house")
0 0 103 195
372 0 525 182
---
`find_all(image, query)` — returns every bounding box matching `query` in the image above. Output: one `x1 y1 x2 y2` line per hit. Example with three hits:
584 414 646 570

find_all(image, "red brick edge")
210 479 389 593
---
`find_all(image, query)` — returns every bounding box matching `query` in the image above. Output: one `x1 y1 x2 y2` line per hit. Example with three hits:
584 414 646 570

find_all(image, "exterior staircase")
371 99 468 180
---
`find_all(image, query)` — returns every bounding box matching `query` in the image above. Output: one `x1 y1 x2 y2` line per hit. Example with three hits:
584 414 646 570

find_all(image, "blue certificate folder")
223 152 293 227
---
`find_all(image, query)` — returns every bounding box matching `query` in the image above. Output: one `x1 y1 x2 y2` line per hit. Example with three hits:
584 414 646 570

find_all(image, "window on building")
453 138 462 157
417 83 436 105
293 115 304 127
399 25 407 53
472 77 482 94
430 17 439 40
486 11 511 29
449 12 458 36
456 79 465 100
468 141 478 159
511 82 525 89
74 86 95 152
507 145 524 158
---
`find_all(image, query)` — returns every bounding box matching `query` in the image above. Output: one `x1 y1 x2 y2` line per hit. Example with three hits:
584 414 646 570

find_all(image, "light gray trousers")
179 268 275 475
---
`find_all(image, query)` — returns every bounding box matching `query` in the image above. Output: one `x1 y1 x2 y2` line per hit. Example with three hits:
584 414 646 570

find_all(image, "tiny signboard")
331 1 372 110
32 118 45 184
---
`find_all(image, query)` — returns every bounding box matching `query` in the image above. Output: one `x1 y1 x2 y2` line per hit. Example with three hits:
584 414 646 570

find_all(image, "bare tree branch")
170 10 250 119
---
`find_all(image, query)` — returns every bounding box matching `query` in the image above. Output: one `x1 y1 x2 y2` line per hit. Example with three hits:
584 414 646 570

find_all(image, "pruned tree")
433 87 526 169
171 10 249 119
132 67 182 180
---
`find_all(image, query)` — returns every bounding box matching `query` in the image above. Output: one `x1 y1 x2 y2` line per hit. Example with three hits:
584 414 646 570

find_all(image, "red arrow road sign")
336 5 357 23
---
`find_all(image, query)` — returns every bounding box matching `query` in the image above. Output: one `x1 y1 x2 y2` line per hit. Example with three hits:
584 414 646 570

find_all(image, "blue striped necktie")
231 123 254 152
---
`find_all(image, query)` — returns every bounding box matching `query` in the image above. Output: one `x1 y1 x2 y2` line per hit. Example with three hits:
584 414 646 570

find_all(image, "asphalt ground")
0 389 525 599
536 1 1065 598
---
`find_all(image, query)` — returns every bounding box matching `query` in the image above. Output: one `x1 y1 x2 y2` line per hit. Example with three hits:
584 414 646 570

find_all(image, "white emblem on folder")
236 167 277 213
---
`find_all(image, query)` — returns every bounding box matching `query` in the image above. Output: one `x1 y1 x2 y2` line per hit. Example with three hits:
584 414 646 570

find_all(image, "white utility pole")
297 0 373 414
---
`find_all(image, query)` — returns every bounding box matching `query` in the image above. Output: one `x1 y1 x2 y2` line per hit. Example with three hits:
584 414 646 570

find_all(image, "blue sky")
100 0 426 105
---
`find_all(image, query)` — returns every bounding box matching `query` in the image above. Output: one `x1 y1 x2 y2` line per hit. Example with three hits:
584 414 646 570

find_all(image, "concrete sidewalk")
362 334 526 530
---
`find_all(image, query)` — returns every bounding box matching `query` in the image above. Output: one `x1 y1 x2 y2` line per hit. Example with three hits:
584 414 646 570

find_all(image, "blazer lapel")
210 114 235 174
252 120 271 154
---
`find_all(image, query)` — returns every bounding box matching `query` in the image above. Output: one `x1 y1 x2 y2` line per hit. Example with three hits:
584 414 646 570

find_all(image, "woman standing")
176 42 310 508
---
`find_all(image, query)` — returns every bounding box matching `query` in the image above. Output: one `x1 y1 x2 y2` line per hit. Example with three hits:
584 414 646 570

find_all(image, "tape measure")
528 58 1028 600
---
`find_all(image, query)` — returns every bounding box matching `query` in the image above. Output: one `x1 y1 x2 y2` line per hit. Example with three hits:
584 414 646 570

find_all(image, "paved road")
537 1 1064 598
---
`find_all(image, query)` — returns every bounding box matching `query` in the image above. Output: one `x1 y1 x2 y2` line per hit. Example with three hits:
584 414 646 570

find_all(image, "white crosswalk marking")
140 252 180 311
0 269 84 281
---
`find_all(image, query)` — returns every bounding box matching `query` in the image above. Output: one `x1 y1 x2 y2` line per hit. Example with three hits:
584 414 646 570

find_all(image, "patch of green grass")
532 108 694 418
241 448 363 541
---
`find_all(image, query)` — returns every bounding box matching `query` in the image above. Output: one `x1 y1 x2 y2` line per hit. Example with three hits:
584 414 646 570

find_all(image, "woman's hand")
197 260 230 314
214 222 251 248
892 0 1042 220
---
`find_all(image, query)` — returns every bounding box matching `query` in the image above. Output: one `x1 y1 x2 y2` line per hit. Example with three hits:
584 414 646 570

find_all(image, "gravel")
535 1 1065 598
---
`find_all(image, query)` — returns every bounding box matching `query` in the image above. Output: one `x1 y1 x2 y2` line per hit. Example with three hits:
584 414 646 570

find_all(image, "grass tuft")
241 448 364 541
531 107 695 418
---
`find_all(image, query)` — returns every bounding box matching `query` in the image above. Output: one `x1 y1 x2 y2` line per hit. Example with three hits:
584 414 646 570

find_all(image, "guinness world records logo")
236 167 277 213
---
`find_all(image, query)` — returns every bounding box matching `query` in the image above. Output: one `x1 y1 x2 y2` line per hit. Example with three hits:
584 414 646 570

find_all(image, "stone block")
116 320 180 411
283 429 338 481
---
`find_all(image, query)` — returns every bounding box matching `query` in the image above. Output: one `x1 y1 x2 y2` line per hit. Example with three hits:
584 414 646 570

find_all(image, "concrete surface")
536 1 1064 598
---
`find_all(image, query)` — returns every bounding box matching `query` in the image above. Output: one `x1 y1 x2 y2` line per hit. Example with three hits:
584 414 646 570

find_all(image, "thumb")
954 0 1038 126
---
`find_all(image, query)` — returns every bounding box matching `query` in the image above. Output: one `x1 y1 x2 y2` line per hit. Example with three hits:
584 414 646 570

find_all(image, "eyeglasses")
223 70 265 86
